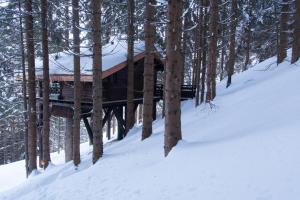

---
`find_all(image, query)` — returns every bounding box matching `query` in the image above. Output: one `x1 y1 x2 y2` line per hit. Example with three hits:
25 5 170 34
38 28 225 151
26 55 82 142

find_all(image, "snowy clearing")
0 53 300 200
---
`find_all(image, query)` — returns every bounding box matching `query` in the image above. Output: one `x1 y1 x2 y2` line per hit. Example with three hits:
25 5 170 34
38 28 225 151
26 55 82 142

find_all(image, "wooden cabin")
35 39 195 142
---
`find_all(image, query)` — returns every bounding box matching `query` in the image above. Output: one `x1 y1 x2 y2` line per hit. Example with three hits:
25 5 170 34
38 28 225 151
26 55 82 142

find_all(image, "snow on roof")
35 38 145 76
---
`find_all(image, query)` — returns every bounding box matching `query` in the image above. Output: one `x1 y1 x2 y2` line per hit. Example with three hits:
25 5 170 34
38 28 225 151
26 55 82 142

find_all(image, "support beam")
107 112 111 140
83 117 93 145
113 106 126 140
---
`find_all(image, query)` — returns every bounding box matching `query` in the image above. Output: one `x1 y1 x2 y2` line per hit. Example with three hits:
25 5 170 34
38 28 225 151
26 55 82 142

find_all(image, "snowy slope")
1 53 300 200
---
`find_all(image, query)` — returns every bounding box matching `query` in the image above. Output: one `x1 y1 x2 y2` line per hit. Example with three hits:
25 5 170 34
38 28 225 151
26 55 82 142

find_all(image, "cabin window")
50 82 61 99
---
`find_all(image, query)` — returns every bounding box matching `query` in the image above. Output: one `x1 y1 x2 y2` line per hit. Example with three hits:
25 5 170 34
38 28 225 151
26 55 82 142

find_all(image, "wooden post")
83 117 93 145
107 112 111 140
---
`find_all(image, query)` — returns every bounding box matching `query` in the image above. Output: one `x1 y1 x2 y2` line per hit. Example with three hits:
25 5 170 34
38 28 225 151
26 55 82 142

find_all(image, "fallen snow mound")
1 52 300 200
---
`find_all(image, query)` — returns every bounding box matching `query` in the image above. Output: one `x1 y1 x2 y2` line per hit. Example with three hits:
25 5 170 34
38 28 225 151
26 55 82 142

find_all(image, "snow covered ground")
0 53 300 200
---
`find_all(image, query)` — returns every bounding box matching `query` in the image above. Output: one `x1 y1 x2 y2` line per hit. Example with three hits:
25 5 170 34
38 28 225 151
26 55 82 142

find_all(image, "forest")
0 0 299 198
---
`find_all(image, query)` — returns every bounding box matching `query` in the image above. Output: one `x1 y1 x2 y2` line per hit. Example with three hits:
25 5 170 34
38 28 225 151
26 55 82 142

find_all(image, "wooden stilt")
83 117 93 145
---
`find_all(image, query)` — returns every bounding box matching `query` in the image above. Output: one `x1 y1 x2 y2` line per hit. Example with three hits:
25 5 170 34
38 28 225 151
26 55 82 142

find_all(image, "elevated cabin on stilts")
35 38 195 156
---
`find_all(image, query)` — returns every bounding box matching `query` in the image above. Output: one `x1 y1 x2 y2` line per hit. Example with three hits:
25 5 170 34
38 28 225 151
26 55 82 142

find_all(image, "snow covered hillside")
0 54 300 200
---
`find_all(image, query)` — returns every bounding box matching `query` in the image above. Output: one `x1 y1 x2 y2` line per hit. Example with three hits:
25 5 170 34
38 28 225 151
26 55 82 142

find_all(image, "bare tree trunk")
220 25 225 80
65 118 73 162
142 0 155 140
225 0 238 88
24 0 37 175
72 0 81 166
291 0 300 63
126 0 135 134
206 0 219 102
277 0 289 64
41 0 51 169
200 0 208 104
18 0 29 177
91 0 103 164
64 0 70 50
38 82 43 168
195 0 202 107
164 0 183 157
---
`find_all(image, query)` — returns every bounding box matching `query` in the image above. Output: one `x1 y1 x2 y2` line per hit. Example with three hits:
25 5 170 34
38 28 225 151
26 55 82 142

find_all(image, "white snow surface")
35 38 145 76
1 52 300 200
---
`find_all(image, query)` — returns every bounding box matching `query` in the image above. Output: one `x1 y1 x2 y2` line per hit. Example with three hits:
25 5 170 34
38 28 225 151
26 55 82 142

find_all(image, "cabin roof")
35 38 154 82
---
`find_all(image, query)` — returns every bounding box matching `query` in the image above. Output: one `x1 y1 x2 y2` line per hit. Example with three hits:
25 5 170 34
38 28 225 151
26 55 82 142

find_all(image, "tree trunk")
64 0 70 50
24 0 37 175
142 0 155 140
126 0 135 134
65 118 73 162
164 0 183 157
220 25 225 80
91 0 103 164
72 0 81 166
195 0 203 107
41 0 51 169
277 0 289 64
206 0 219 102
38 82 43 168
200 0 208 104
291 0 300 63
18 0 29 177
225 0 238 88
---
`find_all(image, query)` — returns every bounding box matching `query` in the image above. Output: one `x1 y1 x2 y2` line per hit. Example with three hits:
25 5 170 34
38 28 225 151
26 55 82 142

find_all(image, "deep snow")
1 52 300 200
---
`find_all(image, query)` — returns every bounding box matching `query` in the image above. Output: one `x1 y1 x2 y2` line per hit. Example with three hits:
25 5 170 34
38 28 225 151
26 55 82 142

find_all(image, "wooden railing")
155 84 196 99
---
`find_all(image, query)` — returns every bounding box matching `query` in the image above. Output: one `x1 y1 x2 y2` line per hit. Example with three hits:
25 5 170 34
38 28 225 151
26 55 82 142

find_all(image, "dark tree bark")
225 0 238 88
206 0 219 102
65 118 73 162
291 0 300 63
64 0 70 50
18 0 29 177
126 0 135 134
91 0 103 164
41 0 51 169
164 0 183 157
72 0 81 166
195 0 203 107
220 26 225 80
142 0 155 140
243 27 251 71
24 0 37 175
38 82 43 168
200 0 208 104
277 0 289 64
